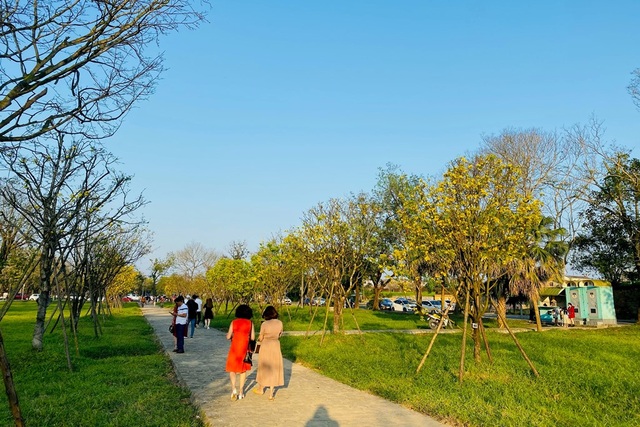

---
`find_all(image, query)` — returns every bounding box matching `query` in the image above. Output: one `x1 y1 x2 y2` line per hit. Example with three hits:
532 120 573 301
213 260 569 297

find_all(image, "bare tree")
481 128 584 326
0 0 208 142
169 242 220 282
0 134 146 351
227 240 249 260
72 224 151 331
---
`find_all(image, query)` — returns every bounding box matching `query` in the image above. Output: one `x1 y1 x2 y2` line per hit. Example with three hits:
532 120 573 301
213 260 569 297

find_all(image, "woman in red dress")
225 304 254 400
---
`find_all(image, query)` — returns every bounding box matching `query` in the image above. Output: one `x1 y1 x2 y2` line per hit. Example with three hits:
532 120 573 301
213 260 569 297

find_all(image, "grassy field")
1 302 638 427
212 304 640 427
0 302 204 427
278 326 640 426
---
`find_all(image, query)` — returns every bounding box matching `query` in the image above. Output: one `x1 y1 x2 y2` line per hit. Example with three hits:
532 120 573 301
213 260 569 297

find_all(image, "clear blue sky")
111 1 640 271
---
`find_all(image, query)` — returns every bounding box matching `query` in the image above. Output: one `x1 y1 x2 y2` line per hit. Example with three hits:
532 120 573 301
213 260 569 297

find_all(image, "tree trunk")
333 295 343 333
372 286 382 311
532 298 543 332
414 274 422 306
354 285 360 309
496 295 507 329
459 286 471 383
0 329 24 426
472 318 481 362
33 245 54 351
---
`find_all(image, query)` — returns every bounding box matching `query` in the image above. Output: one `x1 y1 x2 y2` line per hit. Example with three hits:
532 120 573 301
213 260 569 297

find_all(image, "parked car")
303 297 326 306
312 297 326 306
126 294 141 301
539 306 558 325
379 298 394 310
421 299 441 314
392 298 417 312
344 296 356 308
121 296 133 302
29 293 40 301
14 293 28 300
280 296 292 305
366 298 394 310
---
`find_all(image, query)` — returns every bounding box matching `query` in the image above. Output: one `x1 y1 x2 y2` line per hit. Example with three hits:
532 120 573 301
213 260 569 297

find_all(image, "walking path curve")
142 305 447 427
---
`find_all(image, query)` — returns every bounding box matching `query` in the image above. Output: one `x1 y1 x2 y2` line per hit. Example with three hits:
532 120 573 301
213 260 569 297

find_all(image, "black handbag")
243 349 253 365
243 324 255 365
169 324 175 334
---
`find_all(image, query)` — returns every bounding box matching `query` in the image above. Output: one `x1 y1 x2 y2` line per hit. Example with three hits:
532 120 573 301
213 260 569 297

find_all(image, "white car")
392 298 417 312
280 296 292 305
421 300 441 314
29 293 40 301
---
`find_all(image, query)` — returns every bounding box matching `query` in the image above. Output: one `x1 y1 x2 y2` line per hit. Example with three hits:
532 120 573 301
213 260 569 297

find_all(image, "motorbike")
416 306 455 330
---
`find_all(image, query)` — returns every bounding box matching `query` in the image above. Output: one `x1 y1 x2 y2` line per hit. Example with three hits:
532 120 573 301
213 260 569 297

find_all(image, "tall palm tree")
501 217 568 331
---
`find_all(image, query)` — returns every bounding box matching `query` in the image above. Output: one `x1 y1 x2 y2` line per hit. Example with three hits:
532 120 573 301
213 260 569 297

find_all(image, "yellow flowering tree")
206 257 253 314
408 155 543 379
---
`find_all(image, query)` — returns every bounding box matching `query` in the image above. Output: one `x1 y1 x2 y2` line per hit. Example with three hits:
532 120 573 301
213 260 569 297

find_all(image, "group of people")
170 295 216 353
530 301 577 327
225 304 284 401
552 302 577 327
169 298 285 400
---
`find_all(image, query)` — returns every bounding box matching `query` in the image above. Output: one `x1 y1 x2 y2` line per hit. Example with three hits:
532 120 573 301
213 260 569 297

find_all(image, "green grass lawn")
279 324 640 427
0 301 204 427
213 304 640 427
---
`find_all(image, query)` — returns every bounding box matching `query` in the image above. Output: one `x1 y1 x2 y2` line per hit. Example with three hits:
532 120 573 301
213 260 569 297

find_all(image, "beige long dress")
256 319 284 387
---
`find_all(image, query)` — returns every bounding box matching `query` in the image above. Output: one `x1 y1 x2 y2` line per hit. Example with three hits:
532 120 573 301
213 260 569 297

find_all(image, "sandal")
231 390 238 401
252 388 263 395
238 394 245 400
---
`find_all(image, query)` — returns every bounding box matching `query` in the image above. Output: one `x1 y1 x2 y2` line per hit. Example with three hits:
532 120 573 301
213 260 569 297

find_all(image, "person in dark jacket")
186 296 198 338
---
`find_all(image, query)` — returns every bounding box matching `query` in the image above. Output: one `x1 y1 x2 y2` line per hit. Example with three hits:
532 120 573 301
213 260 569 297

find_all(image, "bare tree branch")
0 0 208 142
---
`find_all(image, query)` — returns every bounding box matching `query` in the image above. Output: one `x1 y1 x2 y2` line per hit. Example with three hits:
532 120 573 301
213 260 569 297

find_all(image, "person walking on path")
171 296 188 353
203 297 214 329
252 305 284 401
186 296 198 338
195 294 203 327
225 304 254 401
568 303 576 327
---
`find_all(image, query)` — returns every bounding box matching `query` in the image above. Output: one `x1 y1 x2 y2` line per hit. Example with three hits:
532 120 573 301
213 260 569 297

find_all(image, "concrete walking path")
141 305 447 427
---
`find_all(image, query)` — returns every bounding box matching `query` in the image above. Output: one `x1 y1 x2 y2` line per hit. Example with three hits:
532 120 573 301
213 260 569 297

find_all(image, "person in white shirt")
171 296 188 353
195 295 203 327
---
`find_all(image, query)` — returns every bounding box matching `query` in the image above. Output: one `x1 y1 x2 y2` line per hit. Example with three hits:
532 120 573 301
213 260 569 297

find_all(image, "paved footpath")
142 305 447 427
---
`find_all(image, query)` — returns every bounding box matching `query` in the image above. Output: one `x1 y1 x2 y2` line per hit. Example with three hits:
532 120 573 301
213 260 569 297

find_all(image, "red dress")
225 318 253 373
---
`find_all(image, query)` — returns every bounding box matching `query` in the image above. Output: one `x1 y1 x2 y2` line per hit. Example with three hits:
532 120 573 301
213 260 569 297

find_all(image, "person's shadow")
305 405 339 426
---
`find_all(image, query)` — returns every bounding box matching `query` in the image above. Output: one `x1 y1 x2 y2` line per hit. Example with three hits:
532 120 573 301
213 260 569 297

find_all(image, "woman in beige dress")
252 305 284 400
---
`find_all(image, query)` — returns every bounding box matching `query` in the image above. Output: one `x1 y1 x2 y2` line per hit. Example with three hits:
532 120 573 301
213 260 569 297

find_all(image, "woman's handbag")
169 324 175 334
243 348 253 365
254 341 261 354
243 323 255 365
242 323 256 365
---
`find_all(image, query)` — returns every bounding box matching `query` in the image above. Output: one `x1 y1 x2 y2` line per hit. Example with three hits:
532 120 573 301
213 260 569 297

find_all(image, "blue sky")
111 1 640 271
